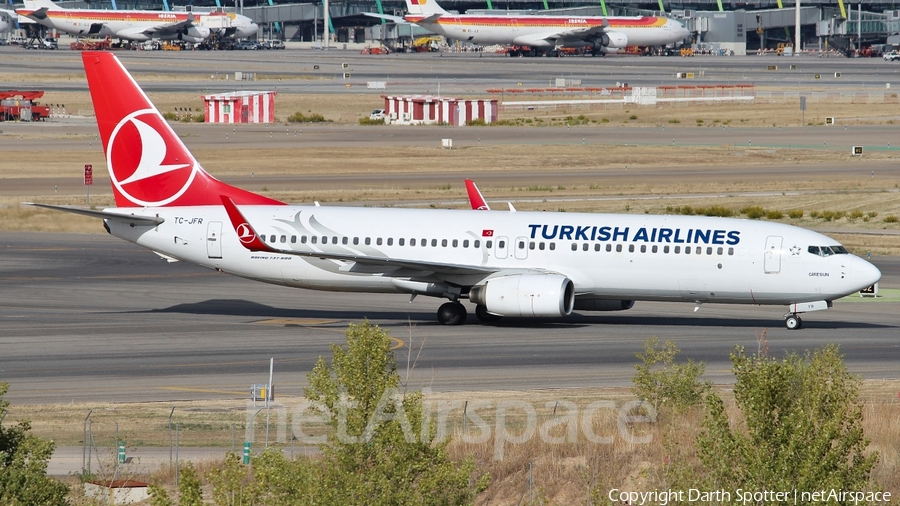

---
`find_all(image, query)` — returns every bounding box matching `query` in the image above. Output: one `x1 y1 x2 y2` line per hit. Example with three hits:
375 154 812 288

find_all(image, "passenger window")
442 239 448 247
421 238 427 247
582 243 589 251
606 244 612 252
387 238 393 246
321 236 327 244
539 242 546 250
311 236 318 244
571 243 577 251
332 237 338 244
706 247 713 255
728 247 734 255
674 246 680 253
376 238 383 246
353 237 359 245
270 235 276 243
663 245 669 254
652 245 658 253
696 247 702 254
549 243 555 251
529 242 535 250
432 239 438 247
280 235 286 243
616 244 622 252
410 238 416 246
463 240 469 248
452 239 458 247
365 238 371 245
640 245 647 253
717 247 723 255
629 245 635 253
519 240 526 249
342 237 348 245
594 244 600 252
291 236 297 244
301 236 307 244
685 246 690 254
497 240 505 249
399 238 405 246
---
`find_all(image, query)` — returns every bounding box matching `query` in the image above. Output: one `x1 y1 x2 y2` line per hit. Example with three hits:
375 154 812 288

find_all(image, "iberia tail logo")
410 0 427 5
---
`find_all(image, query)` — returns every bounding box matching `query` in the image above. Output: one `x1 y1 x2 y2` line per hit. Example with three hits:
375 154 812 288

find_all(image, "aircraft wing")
221 196 496 276
24 203 166 226
363 12 409 24
553 23 609 40
143 16 194 36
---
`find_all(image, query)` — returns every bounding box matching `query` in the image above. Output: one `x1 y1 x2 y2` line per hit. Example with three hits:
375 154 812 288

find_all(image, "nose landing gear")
784 313 803 330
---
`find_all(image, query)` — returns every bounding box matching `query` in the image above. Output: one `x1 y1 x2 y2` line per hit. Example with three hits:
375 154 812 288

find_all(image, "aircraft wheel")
437 302 467 325
475 304 502 323
785 315 802 330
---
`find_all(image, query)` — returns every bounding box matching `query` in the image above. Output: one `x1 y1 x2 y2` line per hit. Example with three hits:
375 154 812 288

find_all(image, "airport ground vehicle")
884 51 900 61
369 109 385 120
0 90 50 121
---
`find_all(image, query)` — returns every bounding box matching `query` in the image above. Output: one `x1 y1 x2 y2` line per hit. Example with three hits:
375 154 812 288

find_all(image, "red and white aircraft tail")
404 0 448 18
464 178 490 210
82 52 282 208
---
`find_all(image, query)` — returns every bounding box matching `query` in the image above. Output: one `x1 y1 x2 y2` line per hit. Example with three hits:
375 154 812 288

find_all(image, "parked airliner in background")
5 0 256 43
30 52 880 329
367 0 690 55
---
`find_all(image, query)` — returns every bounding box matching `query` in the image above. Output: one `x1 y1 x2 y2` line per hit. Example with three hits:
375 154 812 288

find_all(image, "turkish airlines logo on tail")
236 223 256 244
107 109 198 207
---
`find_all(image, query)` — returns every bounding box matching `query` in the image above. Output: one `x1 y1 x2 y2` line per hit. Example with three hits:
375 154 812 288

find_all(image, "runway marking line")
253 318 340 326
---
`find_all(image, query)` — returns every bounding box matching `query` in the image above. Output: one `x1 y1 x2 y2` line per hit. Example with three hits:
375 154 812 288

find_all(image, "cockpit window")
808 245 848 257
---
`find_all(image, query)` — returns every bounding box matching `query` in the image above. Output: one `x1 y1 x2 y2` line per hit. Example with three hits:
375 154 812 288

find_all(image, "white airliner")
31 52 881 329
367 0 690 54
6 0 257 43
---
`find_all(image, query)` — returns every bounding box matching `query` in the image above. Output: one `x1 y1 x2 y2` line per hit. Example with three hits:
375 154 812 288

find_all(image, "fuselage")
16 8 257 41
408 14 690 48
106 205 881 307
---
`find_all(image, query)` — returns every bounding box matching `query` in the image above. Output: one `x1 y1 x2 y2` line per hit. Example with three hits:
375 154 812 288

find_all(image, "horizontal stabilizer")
24 202 165 226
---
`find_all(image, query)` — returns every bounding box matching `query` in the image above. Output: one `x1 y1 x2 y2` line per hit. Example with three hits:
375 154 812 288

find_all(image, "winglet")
220 195 276 252
464 179 490 211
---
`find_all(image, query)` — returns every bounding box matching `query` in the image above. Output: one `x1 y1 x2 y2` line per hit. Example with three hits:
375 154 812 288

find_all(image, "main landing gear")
437 301 467 325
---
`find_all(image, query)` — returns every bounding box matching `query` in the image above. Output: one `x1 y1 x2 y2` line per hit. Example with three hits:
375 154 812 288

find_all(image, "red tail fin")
464 179 490 210
82 52 283 208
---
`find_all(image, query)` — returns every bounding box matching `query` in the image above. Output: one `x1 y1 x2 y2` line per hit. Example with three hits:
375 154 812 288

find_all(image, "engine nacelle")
469 274 574 318
180 26 210 43
597 31 628 48
573 299 635 311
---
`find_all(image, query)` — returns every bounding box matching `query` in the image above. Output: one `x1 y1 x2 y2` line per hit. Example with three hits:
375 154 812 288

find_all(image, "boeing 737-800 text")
30 53 881 329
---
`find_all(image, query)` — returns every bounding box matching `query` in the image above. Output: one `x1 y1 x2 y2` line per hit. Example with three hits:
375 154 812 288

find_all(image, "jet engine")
573 299 635 311
178 25 210 43
469 274 575 317
596 31 628 48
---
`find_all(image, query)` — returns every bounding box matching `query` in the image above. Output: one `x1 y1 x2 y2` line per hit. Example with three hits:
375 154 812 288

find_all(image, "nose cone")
853 256 882 289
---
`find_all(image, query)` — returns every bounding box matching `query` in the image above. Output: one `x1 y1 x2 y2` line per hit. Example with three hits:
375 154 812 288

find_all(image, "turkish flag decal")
482 229 494 237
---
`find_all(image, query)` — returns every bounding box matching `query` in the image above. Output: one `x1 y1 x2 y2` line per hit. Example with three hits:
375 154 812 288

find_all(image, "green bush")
287 111 330 123
668 119 681 124
787 209 804 219
740 205 766 219
765 209 784 219
466 118 486 126
848 210 864 220
358 117 385 125
161 111 178 121
629 114 638 120
674 344 879 493
809 210 820 218
884 215 899 223
867 211 878 218
632 337 711 414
